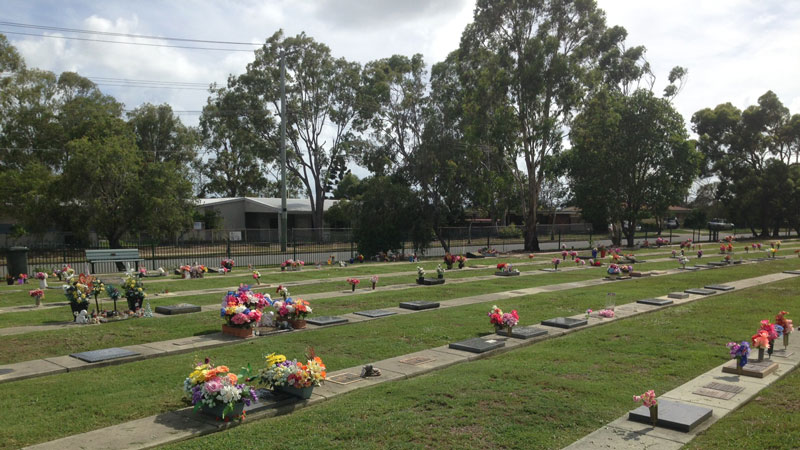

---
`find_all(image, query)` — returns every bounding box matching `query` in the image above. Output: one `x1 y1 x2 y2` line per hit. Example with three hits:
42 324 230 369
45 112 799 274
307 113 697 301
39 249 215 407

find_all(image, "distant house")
195 197 339 231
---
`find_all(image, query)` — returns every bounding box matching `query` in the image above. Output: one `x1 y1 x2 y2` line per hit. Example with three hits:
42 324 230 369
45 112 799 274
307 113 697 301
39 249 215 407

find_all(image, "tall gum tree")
457 0 628 250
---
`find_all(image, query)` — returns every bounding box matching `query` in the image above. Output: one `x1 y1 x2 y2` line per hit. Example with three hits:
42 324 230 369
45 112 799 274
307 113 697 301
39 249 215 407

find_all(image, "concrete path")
22 269 800 450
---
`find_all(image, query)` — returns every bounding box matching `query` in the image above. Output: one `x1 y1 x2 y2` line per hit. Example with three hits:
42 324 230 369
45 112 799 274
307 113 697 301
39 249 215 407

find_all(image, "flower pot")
458 261 464 269
34 295 42 307
437 274 443 279
649 405 658 427
785 334 790 349
758 348 765 362
182 272 190 279
371 282 376 290
70 301 88 316
276 384 314 399
351 285 356 292
417 277 424 285
126 297 142 311
446 262 453 270
288 319 307 329
200 401 245 420
600 250 606 258
222 324 254 338
768 340 774 358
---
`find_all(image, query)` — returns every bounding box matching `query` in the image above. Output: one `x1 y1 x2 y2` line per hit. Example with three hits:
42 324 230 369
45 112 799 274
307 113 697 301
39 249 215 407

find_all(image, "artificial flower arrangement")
221 259 235 271
794 249 800 258
598 309 615 318
719 244 726 254
568 250 577 260
655 237 667 246
775 311 793 348
64 281 90 316
444 253 457 267
588 259 602 267
769 247 777 258
633 390 659 425
680 239 692 249
529 253 535 259
620 265 633 274
16 273 28 284
179 265 192 278
751 329 770 360
370 275 379 290
456 255 466 269
357 254 364 263
138 267 148 278
272 297 312 324
772 240 781 249
35 272 48 281
724 253 732 262
53 265 74 281
276 284 289 300
607 264 621 276
105 284 122 316
220 285 269 328
727 341 750 370
346 277 360 291
191 264 208 278
678 256 690 268
417 266 426 279
575 257 586 266
292 260 305 270
585 308 592 319
88 277 105 315
497 262 519 273
280 259 294 271
552 258 560 270
122 276 146 311
183 358 258 420
697 249 703 258
671 249 677 257
487 305 518 331
253 351 326 392
252 270 261 285
29 289 45 307
561 250 568 260
726 243 733 253
758 320 779 357
436 264 445 278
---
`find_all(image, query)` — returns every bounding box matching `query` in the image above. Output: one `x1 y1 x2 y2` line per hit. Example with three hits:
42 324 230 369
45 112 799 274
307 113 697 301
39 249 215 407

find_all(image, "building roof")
197 197 338 214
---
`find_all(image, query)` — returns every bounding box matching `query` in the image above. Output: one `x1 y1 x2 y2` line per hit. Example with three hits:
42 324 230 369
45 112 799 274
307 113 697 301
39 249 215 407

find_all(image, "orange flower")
227 373 238 384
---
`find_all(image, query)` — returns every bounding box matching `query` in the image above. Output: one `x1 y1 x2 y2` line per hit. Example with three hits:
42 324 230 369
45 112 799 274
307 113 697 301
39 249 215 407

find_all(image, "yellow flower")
265 353 286 367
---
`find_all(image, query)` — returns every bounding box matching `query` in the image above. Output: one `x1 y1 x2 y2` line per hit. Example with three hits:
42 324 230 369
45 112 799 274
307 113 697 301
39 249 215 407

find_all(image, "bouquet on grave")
417 266 426 279
253 351 326 390
726 341 750 368
121 276 146 311
552 258 560 269
273 297 312 321
63 281 90 310
370 275 379 289
220 285 270 329
221 259 235 270
607 264 621 275
346 277 360 291
183 358 258 419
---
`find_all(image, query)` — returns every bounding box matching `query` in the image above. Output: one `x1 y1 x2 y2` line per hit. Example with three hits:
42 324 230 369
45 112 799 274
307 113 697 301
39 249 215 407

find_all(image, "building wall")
203 202 246 229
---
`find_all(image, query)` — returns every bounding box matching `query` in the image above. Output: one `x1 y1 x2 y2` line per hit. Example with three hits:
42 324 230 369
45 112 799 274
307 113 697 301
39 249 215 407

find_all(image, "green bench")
85 249 143 273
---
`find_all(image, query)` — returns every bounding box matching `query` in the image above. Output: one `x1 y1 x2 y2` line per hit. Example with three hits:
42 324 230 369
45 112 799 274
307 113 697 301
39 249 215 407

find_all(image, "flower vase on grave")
649 405 658 427
371 282 376 290
768 340 774 358
446 262 453 270
288 318 306 329
506 326 513 337
494 324 502 334
757 348 765 362
785 333 790 349
438 274 443 279
458 260 464 269
34 295 42 307
351 284 356 292
735 356 744 375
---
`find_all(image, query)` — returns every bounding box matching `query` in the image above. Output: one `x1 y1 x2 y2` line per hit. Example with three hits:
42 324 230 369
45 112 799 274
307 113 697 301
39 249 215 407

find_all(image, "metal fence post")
151 243 156 269
350 240 354 260
226 239 231 259
558 229 561 249
293 240 297 261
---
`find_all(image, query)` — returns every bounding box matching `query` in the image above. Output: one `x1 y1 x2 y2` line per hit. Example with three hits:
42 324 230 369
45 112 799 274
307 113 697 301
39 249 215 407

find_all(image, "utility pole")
280 49 288 252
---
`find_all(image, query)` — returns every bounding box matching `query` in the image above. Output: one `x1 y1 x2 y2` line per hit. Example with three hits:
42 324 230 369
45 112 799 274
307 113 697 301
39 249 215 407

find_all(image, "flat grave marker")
327 372 363 385
306 316 348 326
448 337 505 353
704 284 734 291
354 309 396 318
399 301 440 311
540 268 558 272
692 382 744 400
783 270 800 275
154 304 201 315
722 359 779 378
496 325 548 340
773 349 795 358
684 288 716 296
693 264 715 269
417 278 445 286
399 356 435 366
707 262 729 267
70 348 139 363
668 292 690 299
628 399 712 432
541 317 588 329
679 266 700 271
494 271 520 276
0 368 13 375
637 298 674 306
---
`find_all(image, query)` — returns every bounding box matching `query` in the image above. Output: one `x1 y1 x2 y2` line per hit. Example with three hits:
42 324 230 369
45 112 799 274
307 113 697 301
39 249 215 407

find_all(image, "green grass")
685 366 800 449
0 267 798 448
159 277 798 450
0 257 798 364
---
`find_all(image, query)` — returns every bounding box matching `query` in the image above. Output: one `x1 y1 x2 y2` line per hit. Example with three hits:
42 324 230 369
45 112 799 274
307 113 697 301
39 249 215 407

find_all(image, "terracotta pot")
222 324 254 338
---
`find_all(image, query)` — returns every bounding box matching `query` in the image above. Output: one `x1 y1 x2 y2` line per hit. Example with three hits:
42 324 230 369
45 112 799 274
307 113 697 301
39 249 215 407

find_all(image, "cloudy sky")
3 0 800 134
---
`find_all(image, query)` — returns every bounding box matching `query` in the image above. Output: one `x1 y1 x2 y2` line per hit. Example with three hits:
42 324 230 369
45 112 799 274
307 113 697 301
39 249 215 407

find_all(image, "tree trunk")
433 227 449 254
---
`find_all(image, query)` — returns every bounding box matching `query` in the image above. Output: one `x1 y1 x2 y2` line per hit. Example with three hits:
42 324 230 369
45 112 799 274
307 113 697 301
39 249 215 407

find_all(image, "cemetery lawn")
684 367 800 449
162 276 798 449
0 257 792 363
0 270 797 447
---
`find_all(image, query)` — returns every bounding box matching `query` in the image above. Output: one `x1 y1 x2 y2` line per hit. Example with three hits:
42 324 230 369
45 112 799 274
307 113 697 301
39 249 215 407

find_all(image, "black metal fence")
5 224 791 276
0 225 600 276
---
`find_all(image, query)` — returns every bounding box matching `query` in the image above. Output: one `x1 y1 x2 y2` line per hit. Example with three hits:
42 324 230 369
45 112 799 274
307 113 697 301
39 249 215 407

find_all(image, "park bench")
85 249 143 273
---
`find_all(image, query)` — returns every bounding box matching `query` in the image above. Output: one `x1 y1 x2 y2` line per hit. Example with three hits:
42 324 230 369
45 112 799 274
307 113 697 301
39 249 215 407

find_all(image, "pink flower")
204 377 223 393
231 313 249 325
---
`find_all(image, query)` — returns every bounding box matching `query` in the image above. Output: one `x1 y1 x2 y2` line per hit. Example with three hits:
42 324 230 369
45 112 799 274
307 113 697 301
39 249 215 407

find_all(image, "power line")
0 21 263 46
87 76 211 87
0 29 255 52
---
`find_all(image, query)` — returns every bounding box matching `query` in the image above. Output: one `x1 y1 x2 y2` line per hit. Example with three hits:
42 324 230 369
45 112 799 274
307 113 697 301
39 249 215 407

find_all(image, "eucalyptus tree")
127 103 199 165
456 0 635 250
